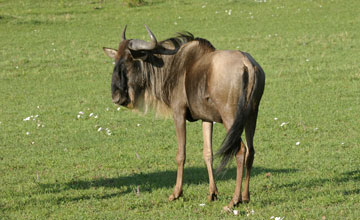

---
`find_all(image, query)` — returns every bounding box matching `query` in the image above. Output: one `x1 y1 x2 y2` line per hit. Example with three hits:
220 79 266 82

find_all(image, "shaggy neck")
140 54 177 106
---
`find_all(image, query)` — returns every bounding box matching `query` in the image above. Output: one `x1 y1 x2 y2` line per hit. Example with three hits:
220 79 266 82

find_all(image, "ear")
103 47 117 59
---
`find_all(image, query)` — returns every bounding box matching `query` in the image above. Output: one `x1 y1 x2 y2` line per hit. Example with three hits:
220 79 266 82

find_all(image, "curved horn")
145 24 157 46
121 25 127 41
128 25 158 51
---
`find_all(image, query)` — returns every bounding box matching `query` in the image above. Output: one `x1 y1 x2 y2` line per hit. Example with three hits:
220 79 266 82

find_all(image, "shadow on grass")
32 166 299 206
38 166 297 194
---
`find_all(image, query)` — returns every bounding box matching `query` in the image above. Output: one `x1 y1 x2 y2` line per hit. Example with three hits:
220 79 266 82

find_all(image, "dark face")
108 42 146 108
104 36 150 109
111 58 130 106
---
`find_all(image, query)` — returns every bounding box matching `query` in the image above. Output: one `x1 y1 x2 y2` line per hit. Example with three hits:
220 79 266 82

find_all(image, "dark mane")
161 32 195 47
195 37 216 51
157 32 215 54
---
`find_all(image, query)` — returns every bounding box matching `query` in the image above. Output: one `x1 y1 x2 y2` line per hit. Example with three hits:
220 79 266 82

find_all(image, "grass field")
1 0 359 219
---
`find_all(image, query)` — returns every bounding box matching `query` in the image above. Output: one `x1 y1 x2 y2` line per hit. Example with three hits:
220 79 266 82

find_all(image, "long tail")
216 60 257 173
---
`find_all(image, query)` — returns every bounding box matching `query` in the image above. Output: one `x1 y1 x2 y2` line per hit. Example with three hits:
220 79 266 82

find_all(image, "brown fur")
103 27 265 209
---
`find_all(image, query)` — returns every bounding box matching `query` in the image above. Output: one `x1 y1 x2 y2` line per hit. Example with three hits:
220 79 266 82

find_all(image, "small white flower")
24 117 31 121
280 122 289 127
202 5 206 8
16 66 19 69
97 127 102 132
270 217 274 219
274 117 278 120
41 125 45 128
94 115 98 119
105 128 111 135
77 115 81 119
341 142 344 145
306 58 310 62
314 127 318 131
178 16 181 19
137 124 141 127
26 132 30 135
296 142 300 146
228 9 232 15
79 111 84 115
37 106 40 109
89 113 94 117
199 203 205 207
251 209 255 214
35 115 39 118
117 107 121 111
174 21 177 25
233 210 239 215
106 107 109 111
31 141 35 144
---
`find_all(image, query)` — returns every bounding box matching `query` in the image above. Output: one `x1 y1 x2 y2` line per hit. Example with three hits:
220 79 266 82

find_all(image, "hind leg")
242 110 258 203
226 141 246 209
202 121 218 201
221 118 246 209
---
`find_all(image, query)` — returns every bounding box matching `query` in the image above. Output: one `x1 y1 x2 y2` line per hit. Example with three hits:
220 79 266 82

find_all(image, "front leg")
169 113 186 201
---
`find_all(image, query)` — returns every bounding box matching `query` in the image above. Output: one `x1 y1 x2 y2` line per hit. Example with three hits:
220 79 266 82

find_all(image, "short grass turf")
0 0 359 219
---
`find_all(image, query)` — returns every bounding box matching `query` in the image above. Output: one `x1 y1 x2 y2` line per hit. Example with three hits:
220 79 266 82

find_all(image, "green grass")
1 0 359 219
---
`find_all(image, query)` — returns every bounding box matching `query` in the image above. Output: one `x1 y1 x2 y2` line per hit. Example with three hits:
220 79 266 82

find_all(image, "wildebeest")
103 25 265 209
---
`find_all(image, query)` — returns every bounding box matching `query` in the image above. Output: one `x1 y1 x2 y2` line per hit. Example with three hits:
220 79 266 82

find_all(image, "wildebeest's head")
103 25 161 108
